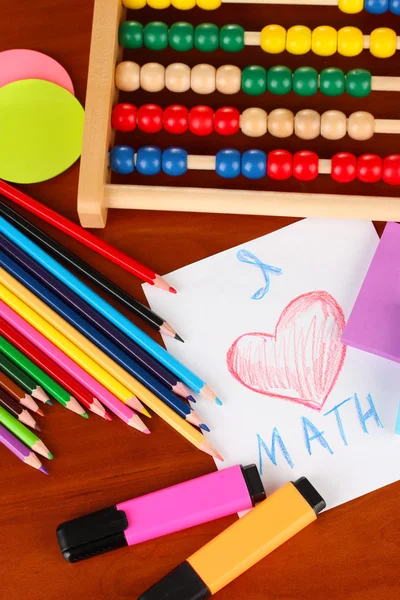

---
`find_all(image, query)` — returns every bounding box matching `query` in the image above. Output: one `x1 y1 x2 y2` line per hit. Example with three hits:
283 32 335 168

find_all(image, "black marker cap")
293 477 326 515
241 464 266 506
56 505 128 563
138 561 210 600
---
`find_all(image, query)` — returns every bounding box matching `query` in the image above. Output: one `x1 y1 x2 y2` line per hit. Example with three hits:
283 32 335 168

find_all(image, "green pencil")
0 352 50 404
0 336 88 418
0 405 52 459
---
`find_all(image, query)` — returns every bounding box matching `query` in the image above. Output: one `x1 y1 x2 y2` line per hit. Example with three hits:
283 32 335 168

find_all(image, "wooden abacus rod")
115 61 400 96
112 103 400 140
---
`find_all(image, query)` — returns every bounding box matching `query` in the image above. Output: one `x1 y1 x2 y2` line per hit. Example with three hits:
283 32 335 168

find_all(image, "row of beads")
120 21 399 58
110 145 400 185
121 0 400 15
116 62 374 98
112 103 386 141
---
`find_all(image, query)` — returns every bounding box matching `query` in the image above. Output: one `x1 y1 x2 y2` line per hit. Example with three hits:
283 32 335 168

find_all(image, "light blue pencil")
0 215 220 404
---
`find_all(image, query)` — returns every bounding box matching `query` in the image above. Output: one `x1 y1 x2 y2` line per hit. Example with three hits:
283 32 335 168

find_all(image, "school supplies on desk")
57 465 265 562
0 370 43 415
138 477 325 600
0 405 52 460
342 222 400 364
0 388 39 430
0 422 47 474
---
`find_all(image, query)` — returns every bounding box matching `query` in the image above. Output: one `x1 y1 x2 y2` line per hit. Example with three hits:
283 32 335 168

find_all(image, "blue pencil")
0 250 209 430
0 215 221 404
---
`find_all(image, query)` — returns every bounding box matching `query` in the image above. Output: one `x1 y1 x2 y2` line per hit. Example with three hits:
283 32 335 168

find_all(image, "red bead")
382 154 400 186
164 105 189 134
189 106 214 136
111 103 137 132
268 149 293 181
137 104 163 133
214 107 240 136
331 152 357 183
293 151 319 182
357 154 382 183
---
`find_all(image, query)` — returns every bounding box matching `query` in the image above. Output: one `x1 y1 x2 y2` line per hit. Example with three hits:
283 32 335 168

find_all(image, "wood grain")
0 2 399 600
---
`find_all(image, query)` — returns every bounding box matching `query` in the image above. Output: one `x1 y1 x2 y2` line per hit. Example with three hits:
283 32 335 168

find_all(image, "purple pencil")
1 234 194 401
0 422 48 474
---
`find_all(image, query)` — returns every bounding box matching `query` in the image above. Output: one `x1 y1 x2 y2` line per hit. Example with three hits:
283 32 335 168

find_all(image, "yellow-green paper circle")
0 79 84 184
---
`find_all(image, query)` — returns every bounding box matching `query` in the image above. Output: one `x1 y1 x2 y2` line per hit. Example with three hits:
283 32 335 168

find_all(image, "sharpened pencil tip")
174 333 185 343
169 286 177 294
39 466 49 475
81 412 89 419
104 412 112 421
37 409 45 417
200 424 210 432
34 424 41 432
46 399 53 405
48 452 54 460
143 427 151 435
187 395 196 403
216 398 223 406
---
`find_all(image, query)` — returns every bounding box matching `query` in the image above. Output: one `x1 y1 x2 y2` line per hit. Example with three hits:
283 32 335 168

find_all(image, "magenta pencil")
0 301 149 433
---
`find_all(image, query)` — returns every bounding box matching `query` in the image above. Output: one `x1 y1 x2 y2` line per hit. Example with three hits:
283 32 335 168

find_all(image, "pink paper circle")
0 49 74 95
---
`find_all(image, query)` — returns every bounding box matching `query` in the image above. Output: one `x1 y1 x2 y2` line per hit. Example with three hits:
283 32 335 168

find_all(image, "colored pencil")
1 234 193 400
0 423 47 474
0 216 221 404
0 258 207 429
0 352 49 404
0 370 43 415
0 318 109 421
0 299 150 434
0 332 88 419
0 405 52 460
0 204 181 340
0 185 175 292
0 387 39 430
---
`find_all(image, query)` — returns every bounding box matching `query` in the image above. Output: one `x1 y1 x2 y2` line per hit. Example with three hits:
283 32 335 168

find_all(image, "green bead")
143 22 169 51
195 23 219 52
169 22 194 52
346 69 372 98
119 21 143 49
219 24 245 52
320 68 345 97
241 65 267 96
267 65 292 95
293 67 318 96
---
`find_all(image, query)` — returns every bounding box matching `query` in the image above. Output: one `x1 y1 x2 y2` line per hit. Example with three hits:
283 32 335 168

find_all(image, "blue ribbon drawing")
237 249 283 300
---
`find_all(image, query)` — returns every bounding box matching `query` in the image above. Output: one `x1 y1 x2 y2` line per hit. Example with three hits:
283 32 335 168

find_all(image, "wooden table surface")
0 2 399 599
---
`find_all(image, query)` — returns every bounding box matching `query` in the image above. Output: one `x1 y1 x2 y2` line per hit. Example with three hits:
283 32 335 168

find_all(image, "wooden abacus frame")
77 0 400 228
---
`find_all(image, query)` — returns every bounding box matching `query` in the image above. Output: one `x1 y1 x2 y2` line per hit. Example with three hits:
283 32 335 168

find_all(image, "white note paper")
144 220 400 510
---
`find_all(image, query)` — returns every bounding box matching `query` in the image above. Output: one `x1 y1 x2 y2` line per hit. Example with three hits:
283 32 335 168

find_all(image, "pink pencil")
0 301 150 434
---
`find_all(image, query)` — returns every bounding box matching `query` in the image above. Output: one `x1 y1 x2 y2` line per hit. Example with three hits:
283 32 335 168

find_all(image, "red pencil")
0 180 176 293
0 317 111 421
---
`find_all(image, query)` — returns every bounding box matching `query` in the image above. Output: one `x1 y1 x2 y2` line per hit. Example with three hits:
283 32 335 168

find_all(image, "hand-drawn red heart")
226 291 347 411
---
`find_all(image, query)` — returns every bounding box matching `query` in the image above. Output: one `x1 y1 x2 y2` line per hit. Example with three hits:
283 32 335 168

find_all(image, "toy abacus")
77 0 400 227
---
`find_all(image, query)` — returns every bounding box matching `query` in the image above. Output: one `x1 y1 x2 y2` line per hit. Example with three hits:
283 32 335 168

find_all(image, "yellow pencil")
0 270 147 416
0 271 222 460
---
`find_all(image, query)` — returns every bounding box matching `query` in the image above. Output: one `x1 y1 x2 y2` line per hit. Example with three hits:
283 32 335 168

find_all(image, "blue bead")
390 0 400 14
365 0 389 13
136 146 162 175
216 149 241 179
109 146 134 174
162 147 188 176
241 150 267 180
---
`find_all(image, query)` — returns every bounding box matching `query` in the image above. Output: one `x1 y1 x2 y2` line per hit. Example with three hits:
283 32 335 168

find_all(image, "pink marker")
57 465 265 563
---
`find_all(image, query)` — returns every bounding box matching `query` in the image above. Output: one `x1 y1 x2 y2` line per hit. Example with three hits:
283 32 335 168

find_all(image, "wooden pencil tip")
39 466 49 475
37 408 45 417
174 333 185 343
169 286 177 294
104 412 113 421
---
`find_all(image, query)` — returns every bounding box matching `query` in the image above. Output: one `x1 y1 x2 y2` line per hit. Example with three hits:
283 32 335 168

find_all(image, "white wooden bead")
115 62 140 92
347 111 375 140
240 108 268 137
321 110 347 140
216 65 241 95
268 108 294 138
191 64 216 95
140 63 165 93
294 109 321 140
165 63 191 93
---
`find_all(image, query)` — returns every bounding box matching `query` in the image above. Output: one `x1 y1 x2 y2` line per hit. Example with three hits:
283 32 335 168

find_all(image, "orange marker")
139 477 325 600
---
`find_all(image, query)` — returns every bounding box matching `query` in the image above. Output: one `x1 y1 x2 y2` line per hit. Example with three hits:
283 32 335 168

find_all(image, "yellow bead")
172 0 196 7
338 0 364 14
122 0 147 8
338 27 363 57
286 26 312 55
147 0 171 7
370 28 397 59
312 26 337 56
260 25 286 54
196 0 221 9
